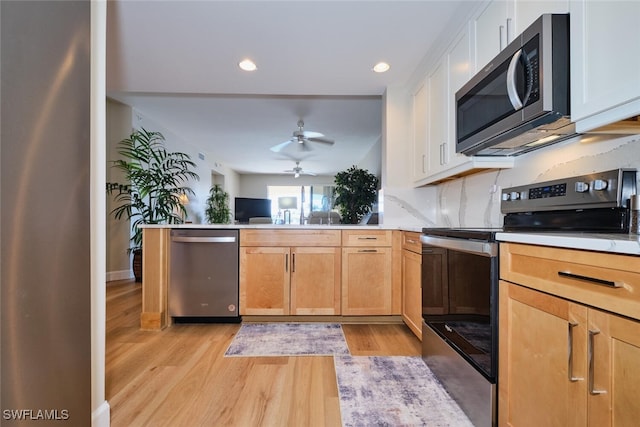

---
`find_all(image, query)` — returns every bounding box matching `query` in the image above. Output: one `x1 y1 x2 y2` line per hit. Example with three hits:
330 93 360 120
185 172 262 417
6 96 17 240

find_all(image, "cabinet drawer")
402 231 422 253
342 230 393 247
500 242 640 321
240 229 341 247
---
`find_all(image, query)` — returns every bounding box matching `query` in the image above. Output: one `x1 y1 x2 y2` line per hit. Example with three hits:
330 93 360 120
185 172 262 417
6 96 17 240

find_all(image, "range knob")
593 179 608 191
575 181 590 193
502 193 510 201
510 191 521 201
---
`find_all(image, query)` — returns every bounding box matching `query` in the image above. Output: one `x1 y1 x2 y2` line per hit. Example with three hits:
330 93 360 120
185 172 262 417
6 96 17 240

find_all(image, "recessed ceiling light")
372 62 390 73
238 59 257 71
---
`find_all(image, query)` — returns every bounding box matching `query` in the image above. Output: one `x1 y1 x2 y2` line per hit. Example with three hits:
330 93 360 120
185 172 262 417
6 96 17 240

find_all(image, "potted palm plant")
107 128 199 281
334 165 379 224
205 184 232 224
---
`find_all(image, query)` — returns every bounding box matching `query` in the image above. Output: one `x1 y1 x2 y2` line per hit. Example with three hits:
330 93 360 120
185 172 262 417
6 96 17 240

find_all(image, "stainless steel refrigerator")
1 1 92 425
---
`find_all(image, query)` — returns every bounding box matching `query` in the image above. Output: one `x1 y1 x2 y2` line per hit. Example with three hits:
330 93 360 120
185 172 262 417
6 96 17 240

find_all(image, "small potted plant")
107 128 199 281
205 184 232 224
333 165 379 224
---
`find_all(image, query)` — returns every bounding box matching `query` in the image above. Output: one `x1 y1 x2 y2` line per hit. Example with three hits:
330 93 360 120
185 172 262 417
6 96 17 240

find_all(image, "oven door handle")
420 235 497 257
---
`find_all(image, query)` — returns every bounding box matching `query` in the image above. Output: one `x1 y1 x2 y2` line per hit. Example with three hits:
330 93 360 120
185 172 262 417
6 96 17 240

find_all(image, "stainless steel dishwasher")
169 229 240 322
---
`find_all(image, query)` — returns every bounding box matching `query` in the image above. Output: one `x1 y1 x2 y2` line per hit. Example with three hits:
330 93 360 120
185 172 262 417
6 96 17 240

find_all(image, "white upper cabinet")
412 80 428 181
474 0 568 72
474 0 513 71
427 60 448 174
413 24 514 186
570 0 640 131
446 29 475 171
514 0 568 34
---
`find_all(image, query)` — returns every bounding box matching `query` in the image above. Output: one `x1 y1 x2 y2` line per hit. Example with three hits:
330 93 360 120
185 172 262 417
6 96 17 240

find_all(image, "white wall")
357 137 382 179
106 99 133 280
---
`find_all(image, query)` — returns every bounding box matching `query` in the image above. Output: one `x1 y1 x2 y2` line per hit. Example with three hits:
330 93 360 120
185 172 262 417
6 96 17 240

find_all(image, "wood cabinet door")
402 248 422 339
290 247 341 315
341 247 392 315
499 281 587 427
421 246 448 315
588 309 640 427
239 247 290 315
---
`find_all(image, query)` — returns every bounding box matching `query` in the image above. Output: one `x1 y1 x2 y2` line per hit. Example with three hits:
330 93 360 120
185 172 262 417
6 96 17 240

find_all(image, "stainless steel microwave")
455 14 572 156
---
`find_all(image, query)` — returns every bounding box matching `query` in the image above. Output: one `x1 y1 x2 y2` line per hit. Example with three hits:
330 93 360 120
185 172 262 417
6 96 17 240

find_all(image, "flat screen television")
234 197 272 223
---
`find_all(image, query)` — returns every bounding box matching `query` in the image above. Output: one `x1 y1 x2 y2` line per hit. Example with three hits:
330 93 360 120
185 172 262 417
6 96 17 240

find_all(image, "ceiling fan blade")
303 171 317 176
307 136 335 145
301 130 324 139
299 142 313 152
270 139 294 153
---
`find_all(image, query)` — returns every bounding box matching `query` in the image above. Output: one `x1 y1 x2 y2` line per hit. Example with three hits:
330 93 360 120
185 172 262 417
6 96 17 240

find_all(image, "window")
267 185 336 224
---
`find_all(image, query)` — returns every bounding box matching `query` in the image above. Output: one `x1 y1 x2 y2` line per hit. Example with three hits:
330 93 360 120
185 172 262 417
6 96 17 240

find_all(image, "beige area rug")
224 322 350 356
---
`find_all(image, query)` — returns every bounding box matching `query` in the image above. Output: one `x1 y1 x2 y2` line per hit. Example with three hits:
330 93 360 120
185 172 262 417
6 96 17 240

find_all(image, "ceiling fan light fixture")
238 59 257 71
372 62 390 73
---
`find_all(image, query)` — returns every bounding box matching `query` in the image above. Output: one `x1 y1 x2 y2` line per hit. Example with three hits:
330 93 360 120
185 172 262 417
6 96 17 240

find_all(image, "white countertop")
140 223 425 233
141 224 640 254
496 231 640 256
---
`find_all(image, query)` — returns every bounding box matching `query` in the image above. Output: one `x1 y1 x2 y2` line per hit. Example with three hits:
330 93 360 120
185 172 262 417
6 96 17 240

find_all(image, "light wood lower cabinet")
238 229 401 317
239 230 342 316
401 231 422 339
341 247 392 315
499 242 640 427
240 247 290 315
341 230 394 316
290 247 341 315
240 246 341 315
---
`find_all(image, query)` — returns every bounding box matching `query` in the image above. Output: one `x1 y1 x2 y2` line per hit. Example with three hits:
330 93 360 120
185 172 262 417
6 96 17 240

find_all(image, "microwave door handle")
506 48 524 110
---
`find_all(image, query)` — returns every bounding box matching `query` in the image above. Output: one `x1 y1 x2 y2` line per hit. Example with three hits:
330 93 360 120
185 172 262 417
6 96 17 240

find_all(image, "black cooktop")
421 228 502 241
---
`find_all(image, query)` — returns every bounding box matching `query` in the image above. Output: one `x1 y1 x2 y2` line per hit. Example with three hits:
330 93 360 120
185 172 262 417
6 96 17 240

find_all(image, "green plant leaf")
106 128 200 250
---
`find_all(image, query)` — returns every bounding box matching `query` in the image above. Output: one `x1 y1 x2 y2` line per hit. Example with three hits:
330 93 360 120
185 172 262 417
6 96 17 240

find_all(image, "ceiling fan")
284 161 316 178
270 120 335 153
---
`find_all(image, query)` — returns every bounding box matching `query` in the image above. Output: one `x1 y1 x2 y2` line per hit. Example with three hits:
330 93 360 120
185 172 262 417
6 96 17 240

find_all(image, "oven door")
421 235 499 382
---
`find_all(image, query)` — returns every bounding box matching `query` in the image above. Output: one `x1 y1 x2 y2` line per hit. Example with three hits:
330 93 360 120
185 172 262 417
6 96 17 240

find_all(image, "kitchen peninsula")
140 225 419 331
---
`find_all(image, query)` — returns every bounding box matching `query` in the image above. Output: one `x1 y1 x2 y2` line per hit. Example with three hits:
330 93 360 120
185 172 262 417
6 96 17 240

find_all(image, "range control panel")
501 169 637 214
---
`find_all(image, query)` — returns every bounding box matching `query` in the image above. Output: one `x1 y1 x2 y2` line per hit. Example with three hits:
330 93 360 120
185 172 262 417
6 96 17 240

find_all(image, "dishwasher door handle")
171 236 237 243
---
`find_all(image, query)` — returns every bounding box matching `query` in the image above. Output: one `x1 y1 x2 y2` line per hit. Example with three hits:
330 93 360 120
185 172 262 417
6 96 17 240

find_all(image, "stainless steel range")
421 168 636 426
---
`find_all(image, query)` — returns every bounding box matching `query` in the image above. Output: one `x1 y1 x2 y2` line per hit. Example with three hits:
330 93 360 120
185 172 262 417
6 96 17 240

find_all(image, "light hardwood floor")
106 279 421 426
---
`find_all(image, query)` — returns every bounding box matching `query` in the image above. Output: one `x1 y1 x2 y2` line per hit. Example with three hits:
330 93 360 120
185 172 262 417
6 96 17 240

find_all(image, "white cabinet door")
427 59 447 174
513 0 568 34
474 0 513 71
446 28 473 171
570 0 640 129
412 80 428 181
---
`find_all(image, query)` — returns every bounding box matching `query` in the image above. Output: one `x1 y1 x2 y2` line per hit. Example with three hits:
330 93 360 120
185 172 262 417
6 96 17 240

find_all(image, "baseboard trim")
106 269 132 282
92 400 110 427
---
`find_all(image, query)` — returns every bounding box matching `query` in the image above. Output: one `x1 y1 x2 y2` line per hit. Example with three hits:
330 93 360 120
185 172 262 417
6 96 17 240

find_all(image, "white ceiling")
106 0 470 176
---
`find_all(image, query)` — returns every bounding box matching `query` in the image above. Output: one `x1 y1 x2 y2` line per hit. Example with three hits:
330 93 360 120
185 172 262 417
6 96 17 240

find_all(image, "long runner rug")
224 322 350 356
334 355 473 427
224 323 472 426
